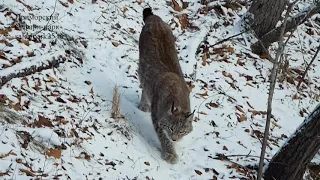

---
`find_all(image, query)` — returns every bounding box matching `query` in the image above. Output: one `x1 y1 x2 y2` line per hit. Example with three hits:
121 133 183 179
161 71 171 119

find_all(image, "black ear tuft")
186 109 195 118
143 7 153 22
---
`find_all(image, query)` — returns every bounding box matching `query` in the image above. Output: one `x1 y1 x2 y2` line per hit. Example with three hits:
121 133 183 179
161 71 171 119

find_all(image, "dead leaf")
54 116 69 125
0 151 17 159
19 169 36 177
11 103 21 111
0 170 10 176
45 148 62 159
136 0 142 5
47 76 57 82
237 59 245 66
12 56 22 64
0 51 8 60
177 13 189 30
0 29 10 36
243 75 253 81
197 91 208 98
226 46 235 54
27 51 35 57
129 28 136 34
227 97 235 103
68 96 81 103
144 162 150 166
202 53 207 66
59 1 69 7
112 41 120 47
223 146 228 151
314 94 319 102
188 84 195 92
68 0 74 3
56 97 66 103
0 94 8 103
199 111 208 115
121 7 128 16
32 115 53 128
248 109 260 116
172 0 183 12
292 94 299 100
235 105 245 113
236 113 247 122
90 87 94 94
75 152 91 161
215 131 220 137
84 80 92 85
195 169 202 175
286 76 295 85
272 121 281 128
208 102 219 108
21 39 30 46
222 71 234 81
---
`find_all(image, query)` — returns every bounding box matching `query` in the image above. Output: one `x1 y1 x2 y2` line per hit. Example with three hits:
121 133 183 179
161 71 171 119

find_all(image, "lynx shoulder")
138 8 194 164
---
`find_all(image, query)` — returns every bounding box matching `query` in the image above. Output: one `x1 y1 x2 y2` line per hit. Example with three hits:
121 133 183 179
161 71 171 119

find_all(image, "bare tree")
264 103 320 180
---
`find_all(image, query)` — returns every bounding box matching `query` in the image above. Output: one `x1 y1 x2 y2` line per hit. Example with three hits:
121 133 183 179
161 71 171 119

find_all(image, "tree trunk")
264 104 320 180
251 1 320 55
248 0 287 38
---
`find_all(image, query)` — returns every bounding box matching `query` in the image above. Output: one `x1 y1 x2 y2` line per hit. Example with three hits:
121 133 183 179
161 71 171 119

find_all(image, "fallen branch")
209 29 250 48
0 55 66 87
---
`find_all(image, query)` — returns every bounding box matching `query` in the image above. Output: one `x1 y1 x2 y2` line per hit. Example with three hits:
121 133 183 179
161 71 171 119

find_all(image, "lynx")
138 7 194 164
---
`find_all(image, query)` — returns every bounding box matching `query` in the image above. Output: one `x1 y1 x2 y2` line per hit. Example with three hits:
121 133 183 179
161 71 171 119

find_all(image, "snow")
0 0 319 179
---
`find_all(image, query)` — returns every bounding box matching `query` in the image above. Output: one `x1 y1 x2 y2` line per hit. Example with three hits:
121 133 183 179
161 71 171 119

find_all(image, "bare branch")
257 1 297 179
297 45 320 89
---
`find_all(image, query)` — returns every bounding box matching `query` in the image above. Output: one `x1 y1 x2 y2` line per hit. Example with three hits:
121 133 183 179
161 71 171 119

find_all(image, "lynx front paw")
138 103 151 112
162 151 178 164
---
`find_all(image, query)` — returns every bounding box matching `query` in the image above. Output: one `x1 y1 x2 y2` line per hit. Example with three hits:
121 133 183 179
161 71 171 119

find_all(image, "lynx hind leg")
156 127 178 164
138 90 151 112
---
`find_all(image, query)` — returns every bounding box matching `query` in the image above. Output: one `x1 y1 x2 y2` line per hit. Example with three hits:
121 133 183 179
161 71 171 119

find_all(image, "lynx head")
160 102 194 141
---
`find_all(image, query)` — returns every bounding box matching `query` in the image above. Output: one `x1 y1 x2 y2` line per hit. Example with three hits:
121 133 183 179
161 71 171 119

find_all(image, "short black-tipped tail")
143 7 153 22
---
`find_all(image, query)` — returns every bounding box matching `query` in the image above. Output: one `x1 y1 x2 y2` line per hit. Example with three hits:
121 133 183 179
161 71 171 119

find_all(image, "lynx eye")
169 127 174 132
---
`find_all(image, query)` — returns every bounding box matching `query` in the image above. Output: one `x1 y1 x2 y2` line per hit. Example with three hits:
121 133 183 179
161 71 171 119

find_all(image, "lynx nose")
172 135 178 141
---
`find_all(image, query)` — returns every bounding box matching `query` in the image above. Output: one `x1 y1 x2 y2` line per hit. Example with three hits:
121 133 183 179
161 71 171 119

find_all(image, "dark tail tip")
143 7 153 22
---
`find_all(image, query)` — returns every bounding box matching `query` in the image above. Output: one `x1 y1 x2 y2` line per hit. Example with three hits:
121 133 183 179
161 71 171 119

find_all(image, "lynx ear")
170 101 180 114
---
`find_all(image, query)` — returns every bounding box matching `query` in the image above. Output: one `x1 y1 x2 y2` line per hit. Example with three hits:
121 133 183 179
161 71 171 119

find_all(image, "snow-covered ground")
0 0 319 179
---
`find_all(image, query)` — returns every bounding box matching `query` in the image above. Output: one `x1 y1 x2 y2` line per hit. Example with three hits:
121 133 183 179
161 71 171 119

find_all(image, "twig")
223 154 271 161
31 0 58 35
297 45 320 90
257 1 297 179
209 29 250 48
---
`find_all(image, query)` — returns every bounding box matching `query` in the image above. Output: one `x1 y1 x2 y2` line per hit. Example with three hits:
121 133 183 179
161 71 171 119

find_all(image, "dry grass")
111 86 123 119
